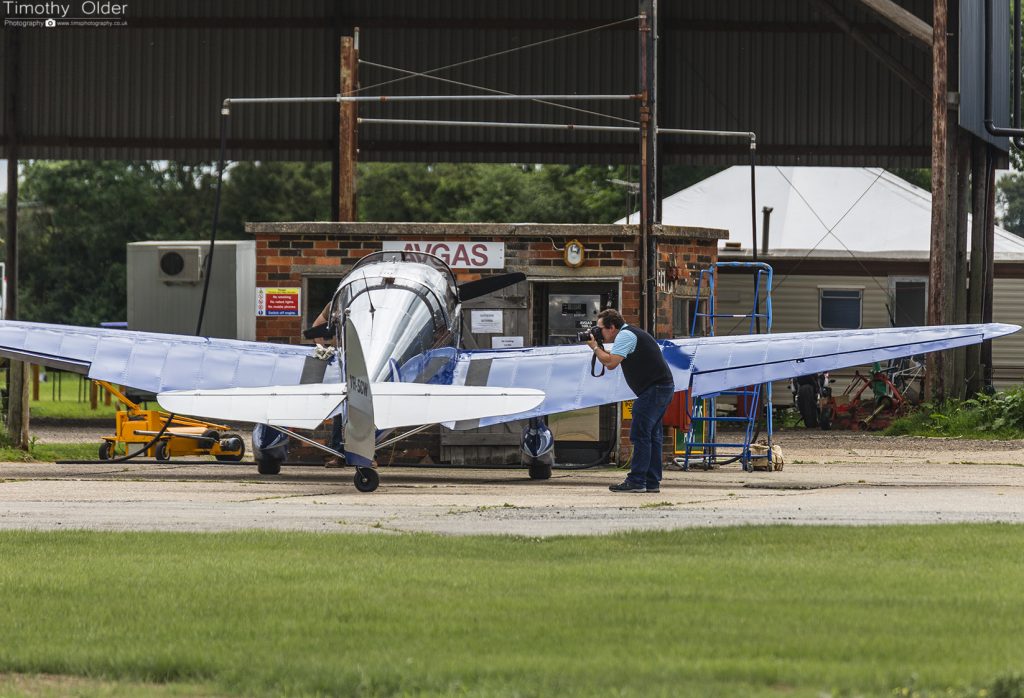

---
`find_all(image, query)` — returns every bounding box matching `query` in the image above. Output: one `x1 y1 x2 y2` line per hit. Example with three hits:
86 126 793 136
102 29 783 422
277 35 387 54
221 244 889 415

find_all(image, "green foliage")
885 387 1024 439
356 163 635 223
0 526 1022 696
8 160 722 327
0 370 120 421
997 171 1024 239
220 162 333 234
887 168 932 191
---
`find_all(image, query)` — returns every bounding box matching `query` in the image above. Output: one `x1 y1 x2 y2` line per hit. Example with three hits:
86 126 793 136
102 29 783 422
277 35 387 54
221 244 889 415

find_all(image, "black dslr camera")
579 324 605 377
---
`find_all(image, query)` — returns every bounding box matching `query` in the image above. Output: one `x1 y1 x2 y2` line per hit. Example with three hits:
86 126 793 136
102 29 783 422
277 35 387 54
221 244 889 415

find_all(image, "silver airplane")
0 250 1017 492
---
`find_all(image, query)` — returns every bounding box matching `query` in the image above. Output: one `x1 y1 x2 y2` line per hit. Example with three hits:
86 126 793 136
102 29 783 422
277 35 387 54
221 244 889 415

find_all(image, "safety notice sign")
257 287 301 316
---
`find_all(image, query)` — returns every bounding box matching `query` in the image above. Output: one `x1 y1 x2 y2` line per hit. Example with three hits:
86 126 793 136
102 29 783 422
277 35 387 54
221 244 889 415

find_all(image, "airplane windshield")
334 259 458 382
352 251 456 288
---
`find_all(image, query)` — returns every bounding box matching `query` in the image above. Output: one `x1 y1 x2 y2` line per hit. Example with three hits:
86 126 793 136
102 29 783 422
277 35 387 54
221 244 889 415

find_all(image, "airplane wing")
445 323 1020 429
0 321 332 392
444 340 693 429
683 323 1019 397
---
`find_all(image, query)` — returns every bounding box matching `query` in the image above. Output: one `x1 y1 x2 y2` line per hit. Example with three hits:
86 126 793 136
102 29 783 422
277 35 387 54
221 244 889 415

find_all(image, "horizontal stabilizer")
371 383 544 429
158 384 346 430
158 383 545 430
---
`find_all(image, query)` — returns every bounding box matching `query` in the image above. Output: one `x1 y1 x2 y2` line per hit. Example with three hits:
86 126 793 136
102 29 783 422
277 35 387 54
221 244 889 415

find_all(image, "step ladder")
680 262 775 472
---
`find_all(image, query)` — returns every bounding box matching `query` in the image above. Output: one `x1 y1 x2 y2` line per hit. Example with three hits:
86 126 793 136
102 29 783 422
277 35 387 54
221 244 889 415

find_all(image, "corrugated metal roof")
0 0 1000 166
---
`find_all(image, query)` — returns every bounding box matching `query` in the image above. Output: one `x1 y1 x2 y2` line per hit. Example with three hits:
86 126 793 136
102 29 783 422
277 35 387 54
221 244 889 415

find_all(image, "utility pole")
926 0 949 403
4 28 28 449
338 33 359 222
966 137 987 396
638 0 658 334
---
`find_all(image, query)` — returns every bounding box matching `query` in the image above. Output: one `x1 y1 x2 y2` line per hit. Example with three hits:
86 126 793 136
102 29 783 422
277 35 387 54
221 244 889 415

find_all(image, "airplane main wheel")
154 441 171 461
98 442 113 460
528 462 552 480
256 456 282 475
354 468 379 493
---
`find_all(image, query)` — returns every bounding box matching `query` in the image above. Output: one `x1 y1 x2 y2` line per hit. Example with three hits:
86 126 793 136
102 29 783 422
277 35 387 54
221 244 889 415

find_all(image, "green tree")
221 162 333 234
355 162 723 224
997 171 1024 237
16 161 170 325
10 160 336 326
8 159 730 327
887 168 932 191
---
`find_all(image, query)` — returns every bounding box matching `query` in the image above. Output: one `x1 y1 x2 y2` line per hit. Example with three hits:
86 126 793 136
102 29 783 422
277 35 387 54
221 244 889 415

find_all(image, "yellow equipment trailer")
95 381 245 462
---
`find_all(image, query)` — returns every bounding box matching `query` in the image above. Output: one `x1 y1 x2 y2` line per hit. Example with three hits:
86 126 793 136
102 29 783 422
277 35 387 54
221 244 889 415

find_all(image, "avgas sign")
382 241 505 269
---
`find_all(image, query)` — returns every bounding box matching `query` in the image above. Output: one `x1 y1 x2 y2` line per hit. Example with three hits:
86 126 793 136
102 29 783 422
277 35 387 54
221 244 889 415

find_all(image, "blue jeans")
627 382 676 488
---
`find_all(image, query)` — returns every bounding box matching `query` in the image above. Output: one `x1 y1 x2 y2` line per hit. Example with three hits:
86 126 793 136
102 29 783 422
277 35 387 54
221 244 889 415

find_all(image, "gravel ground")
0 425 1021 535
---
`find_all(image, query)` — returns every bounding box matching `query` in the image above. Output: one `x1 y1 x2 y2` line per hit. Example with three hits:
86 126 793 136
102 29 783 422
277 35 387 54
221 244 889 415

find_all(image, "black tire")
528 461 552 480
256 456 282 475
200 428 220 450
819 406 833 431
154 441 171 461
98 442 113 460
215 434 245 462
354 468 379 492
797 384 818 428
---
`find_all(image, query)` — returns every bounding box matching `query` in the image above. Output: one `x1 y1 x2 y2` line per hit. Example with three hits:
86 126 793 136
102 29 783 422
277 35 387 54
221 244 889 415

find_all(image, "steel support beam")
810 0 931 101
853 0 933 47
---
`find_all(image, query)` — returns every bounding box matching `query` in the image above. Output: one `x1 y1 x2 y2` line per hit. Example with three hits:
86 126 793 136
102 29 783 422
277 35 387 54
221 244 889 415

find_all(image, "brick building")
246 222 726 465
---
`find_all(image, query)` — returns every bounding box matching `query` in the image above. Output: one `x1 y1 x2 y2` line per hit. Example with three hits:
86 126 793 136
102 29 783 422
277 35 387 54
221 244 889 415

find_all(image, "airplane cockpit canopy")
333 251 461 381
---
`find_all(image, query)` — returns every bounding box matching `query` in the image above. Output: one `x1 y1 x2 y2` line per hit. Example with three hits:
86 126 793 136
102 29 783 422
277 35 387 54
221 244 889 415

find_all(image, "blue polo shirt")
610 324 638 357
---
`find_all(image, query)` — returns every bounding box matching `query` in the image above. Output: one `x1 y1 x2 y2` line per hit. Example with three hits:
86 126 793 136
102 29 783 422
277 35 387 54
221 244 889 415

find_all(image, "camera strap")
590 351 605 378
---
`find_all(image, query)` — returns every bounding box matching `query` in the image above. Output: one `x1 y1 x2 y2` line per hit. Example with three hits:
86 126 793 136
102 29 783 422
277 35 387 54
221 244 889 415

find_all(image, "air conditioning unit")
157 245 204 283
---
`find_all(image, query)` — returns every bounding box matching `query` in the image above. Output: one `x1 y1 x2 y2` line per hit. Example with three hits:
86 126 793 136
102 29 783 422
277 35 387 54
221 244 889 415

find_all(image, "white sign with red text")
382 241 505 269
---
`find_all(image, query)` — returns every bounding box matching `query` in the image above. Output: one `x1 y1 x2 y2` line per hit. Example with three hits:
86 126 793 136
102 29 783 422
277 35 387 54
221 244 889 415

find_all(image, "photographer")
310 301 344 467
586 309 675 493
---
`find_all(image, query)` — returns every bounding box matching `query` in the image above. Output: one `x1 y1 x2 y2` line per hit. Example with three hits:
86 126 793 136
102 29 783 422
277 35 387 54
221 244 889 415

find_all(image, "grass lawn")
0 526 1021 697
0 370 125 422
0 442 102 462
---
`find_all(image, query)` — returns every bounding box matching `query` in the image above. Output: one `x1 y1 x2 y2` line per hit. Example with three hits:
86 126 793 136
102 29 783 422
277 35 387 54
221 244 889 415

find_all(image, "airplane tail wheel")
256 456 282 475
154 441 171 461
528 461 552 480
354 468 379 492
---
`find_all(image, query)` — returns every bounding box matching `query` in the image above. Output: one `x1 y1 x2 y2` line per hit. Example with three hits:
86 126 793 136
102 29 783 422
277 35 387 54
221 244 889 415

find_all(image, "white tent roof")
619 166 1024 260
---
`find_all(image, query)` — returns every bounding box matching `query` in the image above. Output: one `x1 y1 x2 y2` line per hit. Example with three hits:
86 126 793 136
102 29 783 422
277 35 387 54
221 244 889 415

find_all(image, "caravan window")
819 289 862 329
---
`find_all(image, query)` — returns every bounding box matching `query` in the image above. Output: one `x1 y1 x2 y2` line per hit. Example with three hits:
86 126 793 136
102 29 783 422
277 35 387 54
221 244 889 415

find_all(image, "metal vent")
157 246 204 283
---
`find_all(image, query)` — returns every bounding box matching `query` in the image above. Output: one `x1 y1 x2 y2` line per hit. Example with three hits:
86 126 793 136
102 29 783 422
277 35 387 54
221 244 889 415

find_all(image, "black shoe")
646 485 661 493
609 480 647 493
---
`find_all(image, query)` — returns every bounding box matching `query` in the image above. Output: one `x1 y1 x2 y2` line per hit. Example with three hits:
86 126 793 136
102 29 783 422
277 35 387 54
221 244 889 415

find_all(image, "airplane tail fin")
342 314 376 467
